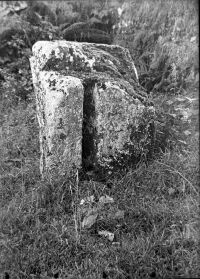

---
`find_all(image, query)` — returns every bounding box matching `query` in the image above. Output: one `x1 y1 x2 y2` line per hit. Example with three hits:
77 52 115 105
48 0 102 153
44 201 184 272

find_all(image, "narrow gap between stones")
82 79 97 175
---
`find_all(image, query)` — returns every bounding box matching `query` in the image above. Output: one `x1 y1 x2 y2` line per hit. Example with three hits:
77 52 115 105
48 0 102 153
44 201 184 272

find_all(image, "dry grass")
115 0 199 93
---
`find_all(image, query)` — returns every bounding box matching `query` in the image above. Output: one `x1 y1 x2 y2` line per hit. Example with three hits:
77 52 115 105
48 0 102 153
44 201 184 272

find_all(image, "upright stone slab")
93 80 145 168
30 40 154 178
30 53 84 178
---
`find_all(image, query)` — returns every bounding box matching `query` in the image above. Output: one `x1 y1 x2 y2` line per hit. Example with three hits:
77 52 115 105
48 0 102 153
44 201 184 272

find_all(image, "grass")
0 142 199 278
0 0 199 278
114 0 199 93
0 86 199 278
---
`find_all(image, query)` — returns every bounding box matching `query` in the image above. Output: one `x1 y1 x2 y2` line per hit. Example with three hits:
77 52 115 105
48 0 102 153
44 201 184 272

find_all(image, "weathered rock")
30 41 154 179
29 63 84 177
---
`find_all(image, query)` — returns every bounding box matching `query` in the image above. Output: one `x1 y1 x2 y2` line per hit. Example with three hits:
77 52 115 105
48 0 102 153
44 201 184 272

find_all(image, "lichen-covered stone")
29 58 84 177
31 40 139 87
30 40 154 178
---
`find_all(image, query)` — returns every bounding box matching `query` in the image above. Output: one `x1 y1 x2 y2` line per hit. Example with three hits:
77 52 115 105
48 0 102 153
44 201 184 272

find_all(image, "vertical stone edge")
30 56 84 179
30 56 46 177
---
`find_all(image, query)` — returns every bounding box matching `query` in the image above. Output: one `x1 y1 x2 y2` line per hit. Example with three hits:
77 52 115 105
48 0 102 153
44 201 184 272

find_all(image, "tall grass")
115 0 199 93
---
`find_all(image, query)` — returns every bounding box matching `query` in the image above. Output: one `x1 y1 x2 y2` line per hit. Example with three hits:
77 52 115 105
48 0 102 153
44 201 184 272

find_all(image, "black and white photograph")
0 0 199 278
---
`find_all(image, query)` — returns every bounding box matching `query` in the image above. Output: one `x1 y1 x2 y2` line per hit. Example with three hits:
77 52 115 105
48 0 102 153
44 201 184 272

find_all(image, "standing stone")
30 54 83 178
30 40 154 179
93 80 145 168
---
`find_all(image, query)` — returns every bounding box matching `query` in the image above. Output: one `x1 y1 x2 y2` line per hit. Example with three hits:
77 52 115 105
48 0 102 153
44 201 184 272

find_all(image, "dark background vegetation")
0 0 199 278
